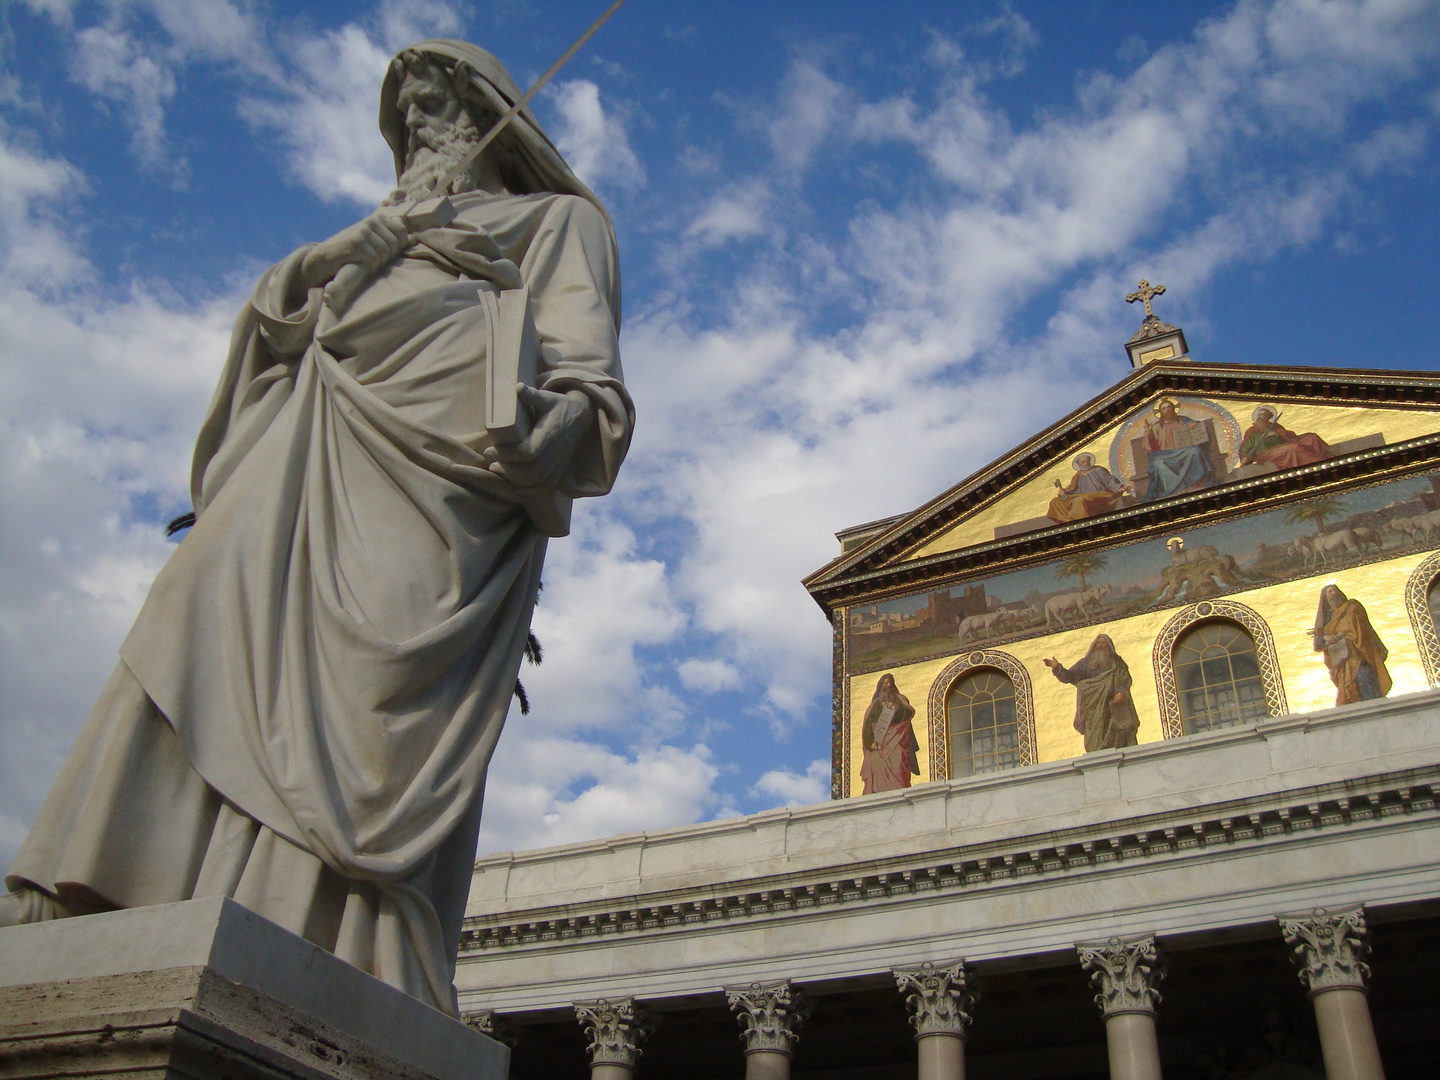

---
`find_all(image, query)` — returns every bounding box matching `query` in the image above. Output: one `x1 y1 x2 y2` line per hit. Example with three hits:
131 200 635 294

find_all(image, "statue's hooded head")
378 41 619 316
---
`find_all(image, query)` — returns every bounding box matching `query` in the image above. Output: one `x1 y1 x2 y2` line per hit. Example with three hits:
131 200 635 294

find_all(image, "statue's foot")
0 887 71 927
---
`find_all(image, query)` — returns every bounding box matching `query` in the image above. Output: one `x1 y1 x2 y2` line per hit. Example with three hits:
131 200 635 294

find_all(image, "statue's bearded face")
384 57 497 206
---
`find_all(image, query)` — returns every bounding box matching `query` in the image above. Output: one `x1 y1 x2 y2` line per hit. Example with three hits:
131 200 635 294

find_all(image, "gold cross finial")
1126 279 1166 319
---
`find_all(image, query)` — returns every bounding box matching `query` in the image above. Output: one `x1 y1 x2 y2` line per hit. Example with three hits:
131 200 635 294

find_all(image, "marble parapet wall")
456 692 1440 1016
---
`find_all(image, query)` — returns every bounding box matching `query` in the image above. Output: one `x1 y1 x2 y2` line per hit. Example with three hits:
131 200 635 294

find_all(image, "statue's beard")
382 118 482 207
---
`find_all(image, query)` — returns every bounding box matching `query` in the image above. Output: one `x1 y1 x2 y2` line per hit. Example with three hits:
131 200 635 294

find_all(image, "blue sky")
2 0 1438 863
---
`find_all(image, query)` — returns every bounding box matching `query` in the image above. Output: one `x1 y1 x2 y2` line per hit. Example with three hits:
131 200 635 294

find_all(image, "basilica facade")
454 295 1440 1080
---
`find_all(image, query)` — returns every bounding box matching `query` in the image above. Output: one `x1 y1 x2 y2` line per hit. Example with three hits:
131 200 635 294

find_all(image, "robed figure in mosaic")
1045 634 1139 752
1142 398 1214 501
1 41 633 1015
1314 585 1391 706
860 674 920 794
1047 452 1131 523
1239 406 1331 472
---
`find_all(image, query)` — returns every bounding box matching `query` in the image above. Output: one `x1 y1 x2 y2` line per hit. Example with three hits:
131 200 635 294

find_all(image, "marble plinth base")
0 897 508 1080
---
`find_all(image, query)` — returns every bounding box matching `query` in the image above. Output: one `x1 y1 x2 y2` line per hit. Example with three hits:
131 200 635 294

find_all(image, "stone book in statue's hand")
481 285 539 446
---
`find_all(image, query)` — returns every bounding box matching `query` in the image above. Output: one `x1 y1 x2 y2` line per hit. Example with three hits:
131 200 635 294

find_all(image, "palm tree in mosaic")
1284 496 1346 536
1056 552 1109 593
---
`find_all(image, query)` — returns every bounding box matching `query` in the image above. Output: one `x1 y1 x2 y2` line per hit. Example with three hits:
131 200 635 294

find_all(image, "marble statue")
0 40 633 1016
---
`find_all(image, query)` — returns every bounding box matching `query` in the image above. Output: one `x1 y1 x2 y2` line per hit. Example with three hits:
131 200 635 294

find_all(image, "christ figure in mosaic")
1142 398 1215 501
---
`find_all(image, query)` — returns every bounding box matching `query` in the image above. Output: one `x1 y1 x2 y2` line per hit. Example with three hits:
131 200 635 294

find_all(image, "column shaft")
1104 1012 1162 1080
744 1048 792 1080
1279 906 1384 1080
916 1033 965 1080
1312 988 1385 1080
589 1065 634 1080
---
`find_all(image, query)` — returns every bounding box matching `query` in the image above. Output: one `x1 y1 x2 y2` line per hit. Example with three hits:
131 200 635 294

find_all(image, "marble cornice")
804 360 1440 611
457 769 1437 957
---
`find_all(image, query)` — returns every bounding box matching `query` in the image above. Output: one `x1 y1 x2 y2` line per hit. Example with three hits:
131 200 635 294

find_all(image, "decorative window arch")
927 650 1036 780
1154 600 1287 739
1404 551 1440 688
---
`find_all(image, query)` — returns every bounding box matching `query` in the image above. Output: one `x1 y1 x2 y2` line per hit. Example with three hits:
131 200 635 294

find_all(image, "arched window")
1173 620 1268 734
946 669 1020 778
1403 553 1440 688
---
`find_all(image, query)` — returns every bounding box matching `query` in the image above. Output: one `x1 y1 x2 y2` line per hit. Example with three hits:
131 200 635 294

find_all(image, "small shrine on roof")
805 283 1440 799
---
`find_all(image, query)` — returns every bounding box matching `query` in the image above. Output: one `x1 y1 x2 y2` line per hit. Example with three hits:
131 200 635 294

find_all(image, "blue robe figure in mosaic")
1142 398 1214 501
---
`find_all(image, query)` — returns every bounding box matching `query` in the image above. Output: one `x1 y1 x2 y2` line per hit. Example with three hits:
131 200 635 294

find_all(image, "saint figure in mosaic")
1044 634 1139 752
1313 584 1391 706
860 674 920 794
1142 398 1215 501
1238 406 1332 472
1046 453 1132 523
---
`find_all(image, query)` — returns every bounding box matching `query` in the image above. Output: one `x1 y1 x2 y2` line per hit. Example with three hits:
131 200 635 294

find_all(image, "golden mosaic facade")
806 359 1440 799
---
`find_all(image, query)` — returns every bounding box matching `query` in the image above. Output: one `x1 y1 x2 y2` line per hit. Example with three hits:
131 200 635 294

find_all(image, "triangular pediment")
805 361 1440 609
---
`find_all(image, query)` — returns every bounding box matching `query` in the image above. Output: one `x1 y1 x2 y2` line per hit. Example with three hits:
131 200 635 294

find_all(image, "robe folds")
1053 654 1139 753
860 695 920 795
1317 598 1392 706
1239 423 1332 471
7 190 633 1014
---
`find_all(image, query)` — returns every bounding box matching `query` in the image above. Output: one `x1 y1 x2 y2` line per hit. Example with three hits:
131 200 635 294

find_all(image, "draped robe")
860 692 919 794
6 190 632 1014
1316 597 1392 706
1052 650 1139 752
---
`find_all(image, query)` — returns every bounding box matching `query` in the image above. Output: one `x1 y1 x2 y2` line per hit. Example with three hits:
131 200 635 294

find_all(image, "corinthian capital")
726 980 814 1055
1279 905 1372 996
574 998 659 1068
462 1009 523 1049
1076 934 1165 1017
892 960 980 1039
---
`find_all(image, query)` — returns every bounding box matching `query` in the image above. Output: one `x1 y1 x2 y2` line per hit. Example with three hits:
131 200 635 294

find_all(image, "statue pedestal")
0 896 508 1080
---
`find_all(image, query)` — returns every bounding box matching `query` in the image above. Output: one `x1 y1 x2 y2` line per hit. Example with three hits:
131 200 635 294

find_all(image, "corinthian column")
1076 934 1166 1080
1279 906 1385 1080
574 998 659 1080
462 1009 523 1049
893 960 979 1080
726 981 814 1080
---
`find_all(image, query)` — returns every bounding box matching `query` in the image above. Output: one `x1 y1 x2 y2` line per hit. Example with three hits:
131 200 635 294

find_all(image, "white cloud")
71 26 179 172
240 24 397 207
376 0 464 54
477 737 721 854
549 79 646 192
767 61 846 174
751 758 830 808
683 179 771 246
677 658 742 694
521 518 685 733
